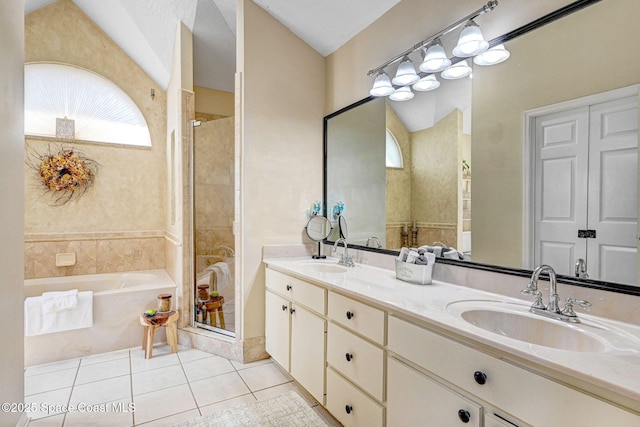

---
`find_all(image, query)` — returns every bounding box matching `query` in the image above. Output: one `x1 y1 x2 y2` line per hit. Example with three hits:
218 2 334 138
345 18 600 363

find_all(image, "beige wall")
238 0 325 341
0 1 24 424
472 0 640 267
195 85 234 118
24 1 168 278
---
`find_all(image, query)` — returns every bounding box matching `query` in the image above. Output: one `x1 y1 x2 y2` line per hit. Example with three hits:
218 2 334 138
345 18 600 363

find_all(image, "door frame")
522 84 639 269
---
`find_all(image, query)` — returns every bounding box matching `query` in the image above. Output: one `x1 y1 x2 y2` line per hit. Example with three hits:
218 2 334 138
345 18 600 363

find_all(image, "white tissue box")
395 259 433 285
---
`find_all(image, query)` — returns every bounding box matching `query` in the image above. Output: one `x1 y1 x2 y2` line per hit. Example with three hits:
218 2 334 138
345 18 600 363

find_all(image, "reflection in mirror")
324 0 640 291
306 215 332 259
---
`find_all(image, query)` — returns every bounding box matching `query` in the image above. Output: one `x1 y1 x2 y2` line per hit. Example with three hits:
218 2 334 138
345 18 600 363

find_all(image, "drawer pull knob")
345 353 354 362
345 405 353 414
290 308 296 314
458 409 471 423
281 305 287 311
346 311 354 319
473 371 487 385
286 284 292 291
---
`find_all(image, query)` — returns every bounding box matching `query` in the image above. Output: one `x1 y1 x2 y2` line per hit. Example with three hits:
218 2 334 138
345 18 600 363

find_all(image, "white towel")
213 262 231 289
25 291 93 337
41 289 78 313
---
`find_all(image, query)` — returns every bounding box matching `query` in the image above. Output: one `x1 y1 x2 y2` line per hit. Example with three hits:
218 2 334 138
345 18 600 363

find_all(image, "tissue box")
395 259 433 285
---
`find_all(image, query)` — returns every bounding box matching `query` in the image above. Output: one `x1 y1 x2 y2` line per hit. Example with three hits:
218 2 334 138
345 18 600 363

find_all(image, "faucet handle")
562 297 591 317
522 282 545 309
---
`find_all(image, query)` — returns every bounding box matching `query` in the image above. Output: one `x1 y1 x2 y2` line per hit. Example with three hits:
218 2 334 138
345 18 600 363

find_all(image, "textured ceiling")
24 0 400 92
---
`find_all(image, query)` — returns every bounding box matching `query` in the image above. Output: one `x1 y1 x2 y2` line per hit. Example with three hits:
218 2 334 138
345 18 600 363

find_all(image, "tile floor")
24 344 341 426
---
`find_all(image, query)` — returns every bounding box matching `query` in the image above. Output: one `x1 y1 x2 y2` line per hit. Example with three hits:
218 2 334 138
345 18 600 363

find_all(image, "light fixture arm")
366 0 498 77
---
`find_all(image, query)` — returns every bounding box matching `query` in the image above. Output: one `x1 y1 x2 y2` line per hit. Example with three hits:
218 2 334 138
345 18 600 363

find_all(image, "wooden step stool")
139 310 179 359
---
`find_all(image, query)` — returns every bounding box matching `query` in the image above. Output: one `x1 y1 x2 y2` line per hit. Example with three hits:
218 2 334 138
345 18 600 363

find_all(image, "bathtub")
24 269 176 366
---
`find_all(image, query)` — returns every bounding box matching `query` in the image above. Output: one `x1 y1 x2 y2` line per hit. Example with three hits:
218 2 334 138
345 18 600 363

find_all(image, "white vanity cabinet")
388 315 640 427
264 269 326 403
387 356 482 426
325 291 386 427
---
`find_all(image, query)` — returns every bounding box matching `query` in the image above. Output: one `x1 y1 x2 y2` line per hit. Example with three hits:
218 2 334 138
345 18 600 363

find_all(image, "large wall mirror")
324 0 640 295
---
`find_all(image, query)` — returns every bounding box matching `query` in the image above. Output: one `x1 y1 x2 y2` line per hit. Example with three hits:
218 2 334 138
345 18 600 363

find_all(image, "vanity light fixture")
419 38 451 73
452 20 489 57
441 60 473 79
369 71 395 96
367 1 504 101
392 55 420 86
413 74 440 91
389 86 415 101
473 43 510 65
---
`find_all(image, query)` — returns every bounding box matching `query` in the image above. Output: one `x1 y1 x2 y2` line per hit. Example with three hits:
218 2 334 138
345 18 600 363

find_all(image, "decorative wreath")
30 145 100 206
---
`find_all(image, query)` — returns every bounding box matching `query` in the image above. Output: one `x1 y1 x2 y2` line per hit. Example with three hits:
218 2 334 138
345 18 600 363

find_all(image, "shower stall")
191 117 236 336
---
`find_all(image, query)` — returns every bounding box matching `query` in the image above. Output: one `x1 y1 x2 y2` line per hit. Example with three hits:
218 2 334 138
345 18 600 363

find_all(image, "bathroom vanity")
263 256 640 427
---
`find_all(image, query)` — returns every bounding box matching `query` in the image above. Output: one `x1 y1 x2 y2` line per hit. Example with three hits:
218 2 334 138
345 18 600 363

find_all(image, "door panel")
587 96 638 284
535 107 589 276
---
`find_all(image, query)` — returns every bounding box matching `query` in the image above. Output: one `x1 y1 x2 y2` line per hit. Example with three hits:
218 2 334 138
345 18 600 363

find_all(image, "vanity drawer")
326 367 384 427
265 268 325 314
327 322 384 401
328 291 385 344
388 315 640 427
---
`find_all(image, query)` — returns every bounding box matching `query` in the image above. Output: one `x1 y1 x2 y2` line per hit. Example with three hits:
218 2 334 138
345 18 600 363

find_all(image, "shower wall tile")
25 232 166 279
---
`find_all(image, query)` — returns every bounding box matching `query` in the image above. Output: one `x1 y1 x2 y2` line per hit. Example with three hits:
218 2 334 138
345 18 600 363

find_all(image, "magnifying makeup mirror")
306 215 332 259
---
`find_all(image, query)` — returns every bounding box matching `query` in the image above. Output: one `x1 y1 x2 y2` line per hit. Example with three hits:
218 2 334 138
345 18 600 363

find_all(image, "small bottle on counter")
157 293 172 312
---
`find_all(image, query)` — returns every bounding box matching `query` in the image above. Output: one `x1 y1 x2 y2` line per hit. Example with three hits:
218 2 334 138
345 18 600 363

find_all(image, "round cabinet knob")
346 311 354 320
286 284 292 291
473 371 487 385
345 405 353 414
281 305 287 311
345 353 354 362
290 308 296 314
458 409 471 423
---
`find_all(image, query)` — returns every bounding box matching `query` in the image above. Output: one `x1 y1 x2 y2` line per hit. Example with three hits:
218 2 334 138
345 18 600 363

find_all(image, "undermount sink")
300 261 349 274
447 300 608 352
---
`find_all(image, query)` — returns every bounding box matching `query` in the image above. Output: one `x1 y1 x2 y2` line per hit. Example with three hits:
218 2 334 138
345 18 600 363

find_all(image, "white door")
587 96 638 284
534 95 638 283
534 107 590 276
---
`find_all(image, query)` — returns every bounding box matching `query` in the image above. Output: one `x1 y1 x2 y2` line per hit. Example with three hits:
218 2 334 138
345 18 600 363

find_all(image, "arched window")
386 129 403 169
24 63 151 147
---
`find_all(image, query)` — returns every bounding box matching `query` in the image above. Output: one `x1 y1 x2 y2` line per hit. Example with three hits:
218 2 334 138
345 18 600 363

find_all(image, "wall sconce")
367 0 509 102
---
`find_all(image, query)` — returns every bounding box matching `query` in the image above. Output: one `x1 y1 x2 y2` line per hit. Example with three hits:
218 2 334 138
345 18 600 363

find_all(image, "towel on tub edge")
25 291 93 337
41 289 79 313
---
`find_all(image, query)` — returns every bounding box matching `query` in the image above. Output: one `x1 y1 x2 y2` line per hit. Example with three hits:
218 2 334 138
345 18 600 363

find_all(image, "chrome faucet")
333 238 355 267
366 236 382 249
575 258 589 279
521 264 591 323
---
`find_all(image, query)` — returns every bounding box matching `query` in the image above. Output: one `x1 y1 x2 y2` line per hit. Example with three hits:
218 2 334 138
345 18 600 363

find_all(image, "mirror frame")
323 0 640 297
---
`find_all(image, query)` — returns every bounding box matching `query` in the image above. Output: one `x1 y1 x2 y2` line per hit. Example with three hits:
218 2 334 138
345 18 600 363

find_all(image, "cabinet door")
265 290 290 371
290 304 326 403
387 356 482 427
